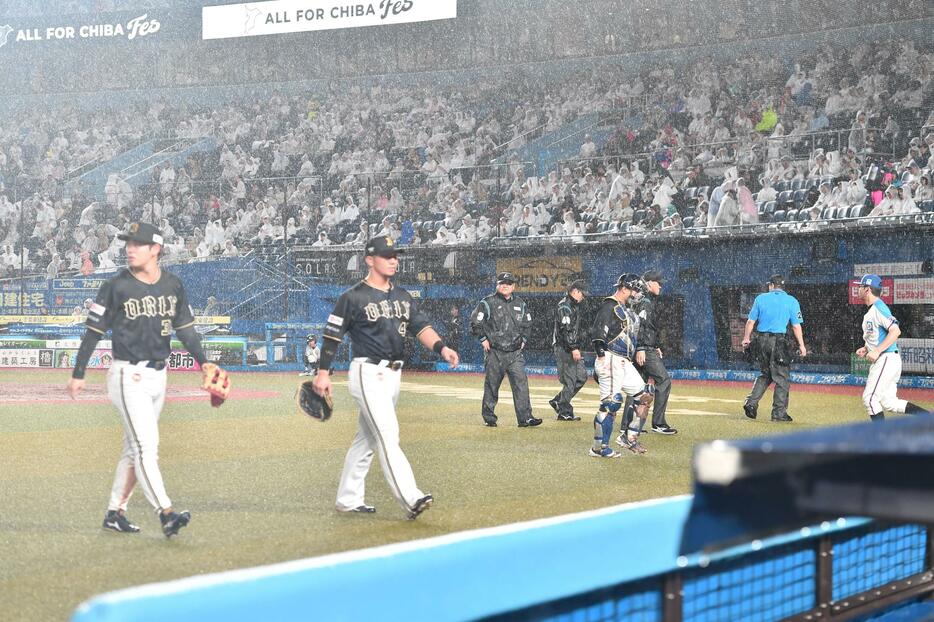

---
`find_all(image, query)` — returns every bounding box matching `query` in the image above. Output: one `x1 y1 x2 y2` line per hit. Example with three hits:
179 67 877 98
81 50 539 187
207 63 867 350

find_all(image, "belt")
128 360 167 370
360 357 404 371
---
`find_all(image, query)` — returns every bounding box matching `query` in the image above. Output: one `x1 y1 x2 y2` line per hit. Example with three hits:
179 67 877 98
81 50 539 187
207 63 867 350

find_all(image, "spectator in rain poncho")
713 181 740 226
737 179 759 224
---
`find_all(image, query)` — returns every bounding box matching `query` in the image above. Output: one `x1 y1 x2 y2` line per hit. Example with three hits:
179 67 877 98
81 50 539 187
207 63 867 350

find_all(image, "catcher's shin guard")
593 410 616 448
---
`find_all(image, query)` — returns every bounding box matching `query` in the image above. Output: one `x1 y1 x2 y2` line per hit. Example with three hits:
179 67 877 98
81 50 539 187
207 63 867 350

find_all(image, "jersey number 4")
161 320 172 336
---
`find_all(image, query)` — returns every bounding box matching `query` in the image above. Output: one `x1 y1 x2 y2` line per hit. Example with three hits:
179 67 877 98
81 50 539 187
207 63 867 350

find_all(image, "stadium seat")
850 204 866 218
344 233 356 243
764 200 777 215
434 219 445 232
806 177 819 189
791 179 805 191
682 216 694 228
784 209 797 221
793 189 809 208
774 181 789 193
515 225 529 237
696 186 709 199
777 190 794 207
821 175 835 187
772 210 786 222
797 209 810 222
633 209 647 224
684 187 697 201
820 207 834 220
596 221 608 233
920 200 934 213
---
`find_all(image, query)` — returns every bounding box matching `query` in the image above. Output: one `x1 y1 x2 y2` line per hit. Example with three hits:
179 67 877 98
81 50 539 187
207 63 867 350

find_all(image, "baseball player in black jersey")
67 223 208 538
590 274 655 457
470 272 541 428
312 236 459 519
550 279 588 421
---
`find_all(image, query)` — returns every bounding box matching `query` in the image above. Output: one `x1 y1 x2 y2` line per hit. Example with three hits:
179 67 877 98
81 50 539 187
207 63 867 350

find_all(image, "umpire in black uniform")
633 270 676 434
470 272 541 428
550 279 587 421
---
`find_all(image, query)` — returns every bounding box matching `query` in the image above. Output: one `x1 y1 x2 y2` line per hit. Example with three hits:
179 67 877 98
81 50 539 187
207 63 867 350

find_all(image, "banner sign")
202 0 457 40
495 257 584 293
853 262 925 277
0 338 244 369
899 339 934 374
848 278 893 304
0 13 163 49
893 278 934 305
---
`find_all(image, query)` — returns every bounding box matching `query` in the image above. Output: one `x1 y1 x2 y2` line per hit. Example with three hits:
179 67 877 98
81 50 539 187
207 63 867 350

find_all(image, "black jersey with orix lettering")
85 268 197 362
322 281 431 360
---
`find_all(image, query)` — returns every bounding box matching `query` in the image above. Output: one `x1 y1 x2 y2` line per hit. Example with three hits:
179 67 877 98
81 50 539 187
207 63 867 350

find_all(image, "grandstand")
0 0 933 620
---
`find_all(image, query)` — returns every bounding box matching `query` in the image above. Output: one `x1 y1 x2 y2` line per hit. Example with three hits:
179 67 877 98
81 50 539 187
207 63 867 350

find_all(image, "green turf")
0 369 871 621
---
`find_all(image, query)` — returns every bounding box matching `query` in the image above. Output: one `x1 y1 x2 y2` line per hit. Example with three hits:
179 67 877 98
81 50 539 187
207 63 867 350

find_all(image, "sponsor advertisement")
900 338 934 374
893 278 934 305
0 14 161 49
495 257 584 293
853 262 926 277
202 0 457 40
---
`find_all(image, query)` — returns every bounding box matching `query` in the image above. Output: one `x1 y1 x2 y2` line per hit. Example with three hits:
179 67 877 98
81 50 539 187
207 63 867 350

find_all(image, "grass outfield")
1 368 929 621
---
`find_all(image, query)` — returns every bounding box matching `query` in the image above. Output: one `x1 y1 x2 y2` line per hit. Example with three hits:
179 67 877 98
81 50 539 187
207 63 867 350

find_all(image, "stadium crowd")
0 37 931 278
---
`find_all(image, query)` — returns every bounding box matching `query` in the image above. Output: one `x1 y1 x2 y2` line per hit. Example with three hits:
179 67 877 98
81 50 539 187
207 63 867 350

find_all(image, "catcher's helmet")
615 273 644 292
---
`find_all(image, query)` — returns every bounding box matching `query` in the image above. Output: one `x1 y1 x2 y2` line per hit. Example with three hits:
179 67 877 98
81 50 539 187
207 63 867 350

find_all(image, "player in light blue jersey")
855 274 929 421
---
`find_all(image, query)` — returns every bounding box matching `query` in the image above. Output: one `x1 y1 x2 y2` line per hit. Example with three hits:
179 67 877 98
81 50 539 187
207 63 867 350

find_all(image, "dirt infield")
0 383 279 404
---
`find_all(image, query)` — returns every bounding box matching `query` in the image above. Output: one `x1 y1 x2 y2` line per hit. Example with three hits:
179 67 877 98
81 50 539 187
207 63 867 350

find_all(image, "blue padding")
73 498 694 622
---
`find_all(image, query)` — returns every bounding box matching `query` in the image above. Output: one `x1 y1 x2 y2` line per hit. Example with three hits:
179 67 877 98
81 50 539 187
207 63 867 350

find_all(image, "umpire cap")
642 270 664 284
118 222 164 245
365 235 404 258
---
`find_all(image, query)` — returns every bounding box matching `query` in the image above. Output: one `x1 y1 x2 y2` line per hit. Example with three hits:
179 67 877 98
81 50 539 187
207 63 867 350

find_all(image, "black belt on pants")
129 360 166 370
364 358 404 371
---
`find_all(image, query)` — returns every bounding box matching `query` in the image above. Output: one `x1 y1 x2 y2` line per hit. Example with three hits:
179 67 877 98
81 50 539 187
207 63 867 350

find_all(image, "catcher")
67 222 229 538
305 236 459 519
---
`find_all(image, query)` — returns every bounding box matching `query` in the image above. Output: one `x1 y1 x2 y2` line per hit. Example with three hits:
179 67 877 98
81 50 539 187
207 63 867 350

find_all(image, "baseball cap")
767 274 785 287
118 222 163 245
859 274 882 288
642 270 664 284
496 272 517 285
567 279 587 293
365 235 403 258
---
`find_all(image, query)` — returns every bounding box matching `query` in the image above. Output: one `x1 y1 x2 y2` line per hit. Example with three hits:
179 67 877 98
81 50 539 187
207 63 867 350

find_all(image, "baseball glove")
201 363 231 407
298 381 333 421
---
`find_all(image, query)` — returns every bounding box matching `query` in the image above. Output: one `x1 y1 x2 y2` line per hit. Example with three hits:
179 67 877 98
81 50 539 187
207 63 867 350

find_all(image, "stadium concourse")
0 35 932 277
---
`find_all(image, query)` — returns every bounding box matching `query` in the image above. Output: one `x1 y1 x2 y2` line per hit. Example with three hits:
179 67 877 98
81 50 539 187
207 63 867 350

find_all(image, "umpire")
741 274 808 422
633 270 676 434
470 272 542 428
550 279 588 421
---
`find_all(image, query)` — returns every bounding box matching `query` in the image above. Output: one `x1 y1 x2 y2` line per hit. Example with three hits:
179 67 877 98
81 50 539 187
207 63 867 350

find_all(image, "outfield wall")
71 495 931 622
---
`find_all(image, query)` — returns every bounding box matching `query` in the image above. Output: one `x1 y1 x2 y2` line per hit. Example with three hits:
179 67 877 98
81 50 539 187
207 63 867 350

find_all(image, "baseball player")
66 223 209 538
469 272 541 428
312 236 459 519
590 274 655 457
550 279 588 421
855 274 930 421
301 335 320 376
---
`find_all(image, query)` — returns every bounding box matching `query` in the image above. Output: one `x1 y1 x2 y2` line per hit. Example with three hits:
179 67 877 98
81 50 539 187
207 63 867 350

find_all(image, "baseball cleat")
615 433 627 447
518 417 543 427
771 414 793 422
557 413 581 421
337 504 376 513
548 398 560 414
651 425 677 435
743 403 757 419
102 510 140 533
589 446 621 458
407 494 433 520
160 510 191 538
621 437 648 455
484 420 498 427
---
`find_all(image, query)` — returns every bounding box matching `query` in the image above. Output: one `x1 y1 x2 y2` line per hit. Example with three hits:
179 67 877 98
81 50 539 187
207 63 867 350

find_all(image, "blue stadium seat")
682 216 694 228
684 187 697 201
821 175 835 187
850 204 866 218
764 200 777 214
515 225 529 237
434 219 445 231
791 179 805 191
920 201 934 213
696 186 709 200
784 209 797 222
821 207 834 220
633 209 647 224
596 221 608 233
797 209 810 222
774 181 789 193
793 189 808 209
344 232 356 243
806 177 819 189
772 209 786 222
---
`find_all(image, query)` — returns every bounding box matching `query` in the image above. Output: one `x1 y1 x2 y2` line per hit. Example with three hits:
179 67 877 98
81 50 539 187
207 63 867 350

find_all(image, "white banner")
899 338 934 374
202 0 456 40
893 278 934 304
853 262 925 277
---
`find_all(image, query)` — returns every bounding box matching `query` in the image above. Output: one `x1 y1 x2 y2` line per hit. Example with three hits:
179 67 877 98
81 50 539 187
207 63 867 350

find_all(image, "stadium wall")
71 495 931 622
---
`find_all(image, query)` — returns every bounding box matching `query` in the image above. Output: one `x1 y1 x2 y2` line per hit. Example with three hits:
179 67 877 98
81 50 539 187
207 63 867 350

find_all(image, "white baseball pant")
862 352 907 417
336 359 426 515
595 351 646 401
107 361 172 512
